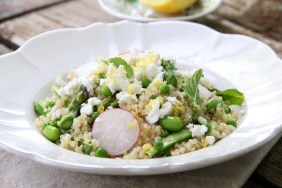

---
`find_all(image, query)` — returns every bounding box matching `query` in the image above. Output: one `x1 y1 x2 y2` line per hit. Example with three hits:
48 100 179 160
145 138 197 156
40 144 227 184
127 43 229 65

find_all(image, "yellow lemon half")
139 0 198 14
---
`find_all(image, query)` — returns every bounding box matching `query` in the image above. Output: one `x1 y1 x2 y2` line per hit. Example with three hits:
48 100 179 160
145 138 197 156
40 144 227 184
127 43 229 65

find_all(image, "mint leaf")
108 57 134 78
128 0 137 4
184 69 203 110
216 89 245 106
161 59 178 87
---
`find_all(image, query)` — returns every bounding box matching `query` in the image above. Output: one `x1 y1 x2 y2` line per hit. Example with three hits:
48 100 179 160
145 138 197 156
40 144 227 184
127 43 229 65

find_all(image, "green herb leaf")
161 59 178 87
108 57 134 78
183 69 203 110
216 89 245 106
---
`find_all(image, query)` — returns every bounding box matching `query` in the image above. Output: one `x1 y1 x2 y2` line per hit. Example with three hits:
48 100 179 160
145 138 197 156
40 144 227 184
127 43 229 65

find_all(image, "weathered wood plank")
217 0 282 41
254 138 282 187
197 14 282 57
0 0 117 47
0 43 12 55
0 0 67 22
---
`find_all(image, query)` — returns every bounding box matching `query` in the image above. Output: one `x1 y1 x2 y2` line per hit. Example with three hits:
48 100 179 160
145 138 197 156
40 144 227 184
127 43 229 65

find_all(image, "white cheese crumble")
102 64 130 93
146 99 172 124
51 109 62 120
198 116 207 125
80 97 102 115
135 63 163 81
116 92 138 106
166 97 179 104
205 136 216 145
189 124 208 138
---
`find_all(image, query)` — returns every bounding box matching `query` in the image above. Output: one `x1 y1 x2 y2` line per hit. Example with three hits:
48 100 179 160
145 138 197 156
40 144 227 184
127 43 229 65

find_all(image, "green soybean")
34 101 47 116
159 116 183 133
207 98 222 110
43 125 60 142
58 115 74 130
205 122 212 133
160 84 170 94
101 84 112 97
91 112 100 121
110 100 119 108
95 148 108 158
45 101 55 108
141 78 151 88
227 120 237 127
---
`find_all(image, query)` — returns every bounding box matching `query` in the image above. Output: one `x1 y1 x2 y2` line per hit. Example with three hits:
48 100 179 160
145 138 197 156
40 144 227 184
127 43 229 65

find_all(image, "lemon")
139 0 198 14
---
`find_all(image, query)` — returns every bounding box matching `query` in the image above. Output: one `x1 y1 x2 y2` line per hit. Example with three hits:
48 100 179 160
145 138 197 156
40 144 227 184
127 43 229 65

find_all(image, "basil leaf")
216 89 245 106
184 69 203 110
108 57 134 78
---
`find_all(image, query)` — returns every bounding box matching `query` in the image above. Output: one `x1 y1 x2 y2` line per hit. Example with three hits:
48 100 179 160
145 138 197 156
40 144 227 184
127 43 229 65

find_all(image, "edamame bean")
43 125 60 142
159 116 183 132
205 122 212 133
101 84 112 97
141 78 151 88
91 112 100 121
160 84 170 94
95 148 108 158
206 98 222 110
58 115 74 130
34 101 47 116
45 101 55 108
226 120 237 127
110 100 119 108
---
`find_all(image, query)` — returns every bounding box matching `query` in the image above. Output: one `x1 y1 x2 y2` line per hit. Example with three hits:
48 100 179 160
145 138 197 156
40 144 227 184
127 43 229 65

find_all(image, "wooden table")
0 0 281 187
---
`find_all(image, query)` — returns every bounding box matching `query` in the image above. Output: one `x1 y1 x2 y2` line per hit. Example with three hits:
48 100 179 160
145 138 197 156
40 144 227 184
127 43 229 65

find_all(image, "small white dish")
98 0 222 22
0 21 281 175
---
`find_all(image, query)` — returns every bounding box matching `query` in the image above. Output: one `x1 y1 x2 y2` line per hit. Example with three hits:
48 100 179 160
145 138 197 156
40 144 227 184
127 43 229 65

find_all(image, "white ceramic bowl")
0 21 281 175
98 0 222 22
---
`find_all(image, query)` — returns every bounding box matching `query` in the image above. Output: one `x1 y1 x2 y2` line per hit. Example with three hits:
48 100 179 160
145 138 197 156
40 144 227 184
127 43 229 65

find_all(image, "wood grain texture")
0 43 11 55
218 0 282 41
255 139 282 187
0 0 68 22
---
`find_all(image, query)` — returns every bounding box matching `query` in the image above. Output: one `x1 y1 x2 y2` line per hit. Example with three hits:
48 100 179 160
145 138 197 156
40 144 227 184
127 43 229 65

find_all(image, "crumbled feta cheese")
127 79 144 95
59 79 78 97
205 136 216 145
189 124 208 138
80 76 94 95
146 99 172 124
51 109 62 120
80 97 102 115
103 64 130 93
198 116 207 125
135 63 163 81
116 92 138 106
166 97 179 104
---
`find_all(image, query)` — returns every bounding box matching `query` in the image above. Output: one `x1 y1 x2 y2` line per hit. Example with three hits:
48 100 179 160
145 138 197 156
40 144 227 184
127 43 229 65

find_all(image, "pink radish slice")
92 108 140 157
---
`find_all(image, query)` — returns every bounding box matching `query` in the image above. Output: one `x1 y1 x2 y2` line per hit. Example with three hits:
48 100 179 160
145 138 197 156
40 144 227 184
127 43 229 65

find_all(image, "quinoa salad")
34 50 245 159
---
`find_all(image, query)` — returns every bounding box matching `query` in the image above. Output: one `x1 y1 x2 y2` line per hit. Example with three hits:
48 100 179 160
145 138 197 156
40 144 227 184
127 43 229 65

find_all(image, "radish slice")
92 108 140 157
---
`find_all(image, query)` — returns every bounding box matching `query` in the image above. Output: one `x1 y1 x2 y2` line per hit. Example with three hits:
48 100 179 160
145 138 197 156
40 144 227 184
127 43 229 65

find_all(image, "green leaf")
183 69 203 110
108 57 134 78
216 89 245 106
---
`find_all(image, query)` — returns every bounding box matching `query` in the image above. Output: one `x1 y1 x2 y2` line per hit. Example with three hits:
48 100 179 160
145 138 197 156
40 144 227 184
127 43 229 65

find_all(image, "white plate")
98 0 222 22
0 21 281 175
